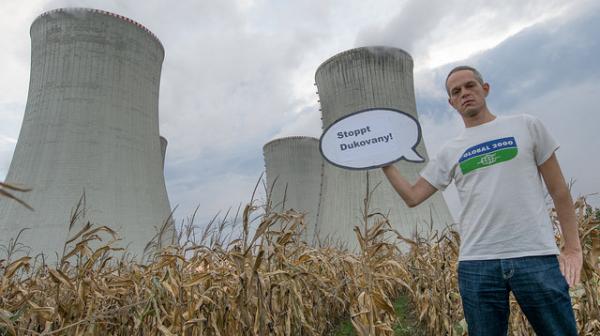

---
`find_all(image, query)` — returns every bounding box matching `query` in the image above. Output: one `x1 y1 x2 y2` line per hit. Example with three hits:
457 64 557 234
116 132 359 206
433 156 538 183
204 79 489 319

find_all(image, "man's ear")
448 97 459 111
483 82 490 97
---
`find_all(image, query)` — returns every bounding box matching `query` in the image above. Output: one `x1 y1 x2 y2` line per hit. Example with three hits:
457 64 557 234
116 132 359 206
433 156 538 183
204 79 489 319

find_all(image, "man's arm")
381 165 437 208
538 153 582 287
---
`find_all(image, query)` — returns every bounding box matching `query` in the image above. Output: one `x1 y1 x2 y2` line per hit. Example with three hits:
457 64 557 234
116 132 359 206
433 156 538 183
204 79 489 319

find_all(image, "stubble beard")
463 106 483 118
463 105 481 118
465 109 480 118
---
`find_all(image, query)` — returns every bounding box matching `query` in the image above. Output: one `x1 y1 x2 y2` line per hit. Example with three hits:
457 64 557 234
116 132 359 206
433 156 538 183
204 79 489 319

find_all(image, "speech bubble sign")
319 108 425 170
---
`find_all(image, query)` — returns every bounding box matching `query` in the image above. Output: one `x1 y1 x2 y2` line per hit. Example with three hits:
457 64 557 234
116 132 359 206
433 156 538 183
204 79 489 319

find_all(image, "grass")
390 295 423 336
331 293 424 336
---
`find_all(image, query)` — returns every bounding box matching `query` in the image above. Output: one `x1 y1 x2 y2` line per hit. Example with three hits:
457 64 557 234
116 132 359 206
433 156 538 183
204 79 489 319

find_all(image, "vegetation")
331 294 424 336
0 183 598 335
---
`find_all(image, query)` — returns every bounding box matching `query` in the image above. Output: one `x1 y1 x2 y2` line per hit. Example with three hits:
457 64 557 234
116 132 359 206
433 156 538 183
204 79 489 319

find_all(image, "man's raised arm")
381 165 438 208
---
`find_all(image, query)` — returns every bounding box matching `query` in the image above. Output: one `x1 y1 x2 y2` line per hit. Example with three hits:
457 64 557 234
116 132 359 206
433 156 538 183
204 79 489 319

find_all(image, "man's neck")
463 109 496 128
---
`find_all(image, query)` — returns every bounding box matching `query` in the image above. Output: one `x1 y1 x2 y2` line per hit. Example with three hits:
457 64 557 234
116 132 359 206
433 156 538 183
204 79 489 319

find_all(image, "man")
382 66 582 335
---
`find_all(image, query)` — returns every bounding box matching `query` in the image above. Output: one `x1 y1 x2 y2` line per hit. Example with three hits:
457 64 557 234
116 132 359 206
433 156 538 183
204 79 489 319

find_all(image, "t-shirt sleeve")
420 149 453 191
525 114 559 165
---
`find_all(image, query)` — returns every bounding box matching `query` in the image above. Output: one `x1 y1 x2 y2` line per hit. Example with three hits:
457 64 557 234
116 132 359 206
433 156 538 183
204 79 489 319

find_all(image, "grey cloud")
354 0 570 62
354 0 452 53
475 7 600 112
270 105 322 140
150 2 336 218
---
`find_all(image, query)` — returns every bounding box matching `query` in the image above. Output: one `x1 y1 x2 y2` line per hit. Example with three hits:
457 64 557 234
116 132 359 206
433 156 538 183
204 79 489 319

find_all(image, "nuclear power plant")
264 47 454 250
0 8 174 260
263 136 322 243
3 9 453 258
314 47 454 248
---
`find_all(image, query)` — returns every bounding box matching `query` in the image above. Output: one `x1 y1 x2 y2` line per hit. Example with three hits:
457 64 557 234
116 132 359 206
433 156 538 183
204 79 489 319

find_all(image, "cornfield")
0 183 599 335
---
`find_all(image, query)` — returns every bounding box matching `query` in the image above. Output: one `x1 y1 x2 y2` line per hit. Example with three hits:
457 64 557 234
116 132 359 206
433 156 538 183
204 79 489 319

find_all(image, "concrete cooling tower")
0 8 175 261
263 137 322 243
315 47 454 249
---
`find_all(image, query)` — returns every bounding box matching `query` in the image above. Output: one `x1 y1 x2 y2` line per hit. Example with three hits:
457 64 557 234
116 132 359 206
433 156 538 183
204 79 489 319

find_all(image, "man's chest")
448 128 536 184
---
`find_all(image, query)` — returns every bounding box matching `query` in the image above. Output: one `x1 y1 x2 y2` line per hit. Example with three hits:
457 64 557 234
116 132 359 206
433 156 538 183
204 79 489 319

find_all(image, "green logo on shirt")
459 137 518 174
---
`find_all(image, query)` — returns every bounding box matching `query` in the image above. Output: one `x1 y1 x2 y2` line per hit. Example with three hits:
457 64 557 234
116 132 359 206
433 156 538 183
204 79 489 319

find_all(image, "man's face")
446 70 490 118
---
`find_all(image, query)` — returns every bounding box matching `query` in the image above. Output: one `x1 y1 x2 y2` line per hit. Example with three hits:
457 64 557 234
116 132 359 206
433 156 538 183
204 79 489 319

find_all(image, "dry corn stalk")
0 195 598 335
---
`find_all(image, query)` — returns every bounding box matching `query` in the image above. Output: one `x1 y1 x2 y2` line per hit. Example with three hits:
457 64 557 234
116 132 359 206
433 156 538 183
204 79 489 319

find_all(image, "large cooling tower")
0 8 174 260
315 47 454 249
263 137 322 243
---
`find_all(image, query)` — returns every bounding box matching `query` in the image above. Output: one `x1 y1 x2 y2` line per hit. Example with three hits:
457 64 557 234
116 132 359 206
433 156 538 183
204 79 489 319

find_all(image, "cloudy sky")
1 0 598 228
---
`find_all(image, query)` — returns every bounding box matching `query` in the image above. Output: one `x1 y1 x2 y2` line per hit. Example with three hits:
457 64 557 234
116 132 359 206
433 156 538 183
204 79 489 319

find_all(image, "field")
1 182 599 335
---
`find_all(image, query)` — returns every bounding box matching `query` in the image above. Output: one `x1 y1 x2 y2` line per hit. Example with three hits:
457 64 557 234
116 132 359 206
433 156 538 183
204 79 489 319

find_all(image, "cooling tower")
315 47 454 249
263 137 322 243
0 8 175 261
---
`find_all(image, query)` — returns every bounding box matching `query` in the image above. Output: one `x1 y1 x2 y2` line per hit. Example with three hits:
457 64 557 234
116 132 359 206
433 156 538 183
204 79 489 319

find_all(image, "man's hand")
558 248 583 287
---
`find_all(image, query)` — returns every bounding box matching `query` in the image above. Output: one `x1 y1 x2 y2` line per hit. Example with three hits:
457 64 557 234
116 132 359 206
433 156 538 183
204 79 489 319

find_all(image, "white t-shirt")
420 114 560 261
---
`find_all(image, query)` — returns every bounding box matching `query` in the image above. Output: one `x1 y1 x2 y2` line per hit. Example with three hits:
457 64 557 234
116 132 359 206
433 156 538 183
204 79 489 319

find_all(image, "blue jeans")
458 255 577 336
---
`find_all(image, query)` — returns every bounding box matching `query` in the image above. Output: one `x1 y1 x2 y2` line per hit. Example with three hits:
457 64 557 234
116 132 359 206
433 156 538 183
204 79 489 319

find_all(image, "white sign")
319 108 424 170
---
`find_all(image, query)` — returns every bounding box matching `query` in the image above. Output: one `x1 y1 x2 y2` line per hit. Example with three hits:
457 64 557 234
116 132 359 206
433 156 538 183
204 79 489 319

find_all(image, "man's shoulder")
436 136 467 160
500 113 539 125
490 114 545 136
504 114 551 136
